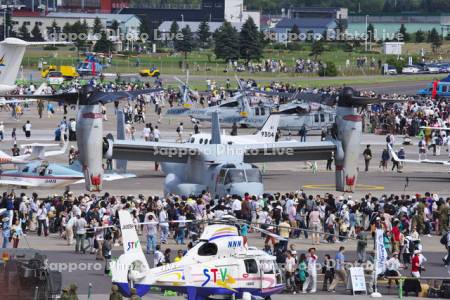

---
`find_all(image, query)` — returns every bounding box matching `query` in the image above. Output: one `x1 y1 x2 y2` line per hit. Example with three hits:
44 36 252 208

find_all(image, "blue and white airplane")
0 160 135 188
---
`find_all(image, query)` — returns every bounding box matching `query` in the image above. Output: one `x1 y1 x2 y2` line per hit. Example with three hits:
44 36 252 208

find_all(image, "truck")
41 65 78 79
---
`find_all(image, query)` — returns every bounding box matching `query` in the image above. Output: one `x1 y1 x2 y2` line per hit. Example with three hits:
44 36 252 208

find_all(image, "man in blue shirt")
328 246 347 292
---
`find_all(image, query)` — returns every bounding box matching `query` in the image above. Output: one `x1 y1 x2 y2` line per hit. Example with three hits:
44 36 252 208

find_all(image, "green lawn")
21 43 450 80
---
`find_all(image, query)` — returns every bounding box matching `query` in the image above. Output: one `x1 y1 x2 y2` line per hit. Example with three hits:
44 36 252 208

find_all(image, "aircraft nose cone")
226 182 264 197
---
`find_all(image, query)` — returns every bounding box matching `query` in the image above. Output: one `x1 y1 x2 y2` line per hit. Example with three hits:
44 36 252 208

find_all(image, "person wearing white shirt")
285 250 297 294
303 248 318 293
232 198 242 219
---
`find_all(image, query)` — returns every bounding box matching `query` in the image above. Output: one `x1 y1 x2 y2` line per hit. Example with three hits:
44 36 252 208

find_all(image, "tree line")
246 0 450 14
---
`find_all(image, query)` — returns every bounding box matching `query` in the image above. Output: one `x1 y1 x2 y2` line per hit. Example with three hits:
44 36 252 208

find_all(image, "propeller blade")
174 76 185 86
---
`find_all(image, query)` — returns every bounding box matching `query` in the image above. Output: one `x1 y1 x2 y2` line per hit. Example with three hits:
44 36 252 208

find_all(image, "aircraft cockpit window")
220 101 239 108
329 114 334 122
255 107 260 116
204 139 208 144
320 114 325 122
198 242 218 256
244 259 258 274
245 169 262 183
260 107 265 115
22 167 29 173
314 114 319 123
48 169 53 175
199 138 203 144
224 169 246 185
190 137 195 143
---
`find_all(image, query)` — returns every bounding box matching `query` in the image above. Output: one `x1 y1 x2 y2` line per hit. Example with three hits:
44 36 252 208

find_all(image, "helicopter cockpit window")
22 166 29 173
220 101 239 108
261 260 274 274
255 107 260 116
320 114 325 122
245 169 262 183
198 242 218 256
314 114 319 123
244 259 258 274
329 114 334 122
224 169 246 185
260 107 265 115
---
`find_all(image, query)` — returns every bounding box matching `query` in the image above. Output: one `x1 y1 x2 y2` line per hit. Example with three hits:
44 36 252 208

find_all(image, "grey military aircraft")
6 86 401 195
167 77 336 131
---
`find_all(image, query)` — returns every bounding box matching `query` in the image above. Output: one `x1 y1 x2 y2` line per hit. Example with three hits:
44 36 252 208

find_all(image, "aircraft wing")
389 145 450 165
0 179 38 187
241 141 336 163
103 173 136 181
111 140 202 163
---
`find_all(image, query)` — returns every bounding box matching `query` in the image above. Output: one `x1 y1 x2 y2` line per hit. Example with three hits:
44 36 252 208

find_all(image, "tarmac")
0 77 449 299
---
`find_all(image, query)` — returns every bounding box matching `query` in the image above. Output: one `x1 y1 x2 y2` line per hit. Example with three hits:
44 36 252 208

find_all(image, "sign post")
371 228 386 297
349 267 367 295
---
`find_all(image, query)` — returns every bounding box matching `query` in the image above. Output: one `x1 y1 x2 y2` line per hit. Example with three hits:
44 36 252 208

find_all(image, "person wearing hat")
411 250 423 278
109 285 123 300
386 252 401 287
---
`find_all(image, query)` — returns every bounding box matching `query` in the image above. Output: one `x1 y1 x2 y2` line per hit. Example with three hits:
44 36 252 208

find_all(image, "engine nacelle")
335 106 362 192
76 104 104 191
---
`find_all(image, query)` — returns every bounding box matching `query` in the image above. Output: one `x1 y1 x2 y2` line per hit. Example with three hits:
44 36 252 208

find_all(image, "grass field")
19 42 450 85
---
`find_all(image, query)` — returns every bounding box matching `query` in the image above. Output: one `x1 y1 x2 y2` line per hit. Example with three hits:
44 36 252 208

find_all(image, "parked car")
386 65 398 75
402 65 421 74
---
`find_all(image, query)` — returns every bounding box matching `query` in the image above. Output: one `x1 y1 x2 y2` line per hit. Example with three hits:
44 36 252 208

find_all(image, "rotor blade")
1 92 79 105
249 224 287 241
88 88 163 104
174 76 185 86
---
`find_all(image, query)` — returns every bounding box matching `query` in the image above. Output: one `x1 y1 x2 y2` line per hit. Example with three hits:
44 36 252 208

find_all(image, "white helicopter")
110 210 284 300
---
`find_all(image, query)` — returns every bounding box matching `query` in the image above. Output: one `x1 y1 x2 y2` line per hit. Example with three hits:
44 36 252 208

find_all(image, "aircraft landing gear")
264 297 272 300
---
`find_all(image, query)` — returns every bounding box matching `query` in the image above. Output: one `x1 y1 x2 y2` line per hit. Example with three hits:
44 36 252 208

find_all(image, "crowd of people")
0 187 447 294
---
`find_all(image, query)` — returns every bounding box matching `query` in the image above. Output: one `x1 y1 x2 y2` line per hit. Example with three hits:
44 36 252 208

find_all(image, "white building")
224 0 260 28
2 12 140 40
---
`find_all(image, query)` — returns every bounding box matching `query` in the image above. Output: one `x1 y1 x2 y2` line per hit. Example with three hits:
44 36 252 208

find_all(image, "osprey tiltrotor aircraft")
110 210 285 299
167 76 336 131
5 86 403 194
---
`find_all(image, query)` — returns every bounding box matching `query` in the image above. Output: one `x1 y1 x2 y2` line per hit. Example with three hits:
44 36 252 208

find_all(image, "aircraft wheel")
264 297 272 300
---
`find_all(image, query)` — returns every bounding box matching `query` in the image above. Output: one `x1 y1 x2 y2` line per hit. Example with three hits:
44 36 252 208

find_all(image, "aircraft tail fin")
0 38 70 89
254 114 280 143
115 110 128 171
111 210 151 297
0 38 28 88
210 111 221 144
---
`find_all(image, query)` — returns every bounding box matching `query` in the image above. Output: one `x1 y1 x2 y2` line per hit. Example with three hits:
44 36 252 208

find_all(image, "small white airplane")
110 210 284 300
389 144 450 171
0 160 135 188
0 139 68 165
187 114 281 145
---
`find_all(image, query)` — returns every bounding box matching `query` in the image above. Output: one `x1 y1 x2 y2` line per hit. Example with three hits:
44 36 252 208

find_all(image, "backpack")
441 233 448 245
